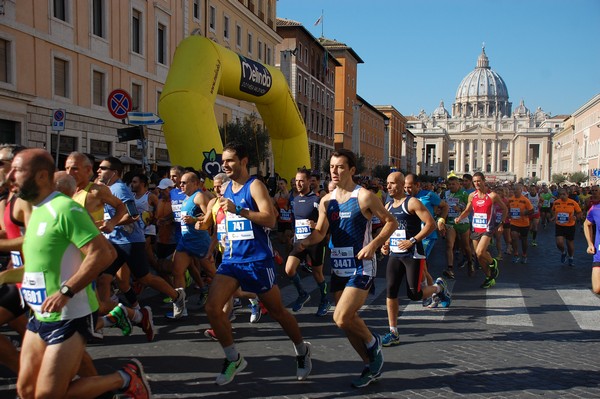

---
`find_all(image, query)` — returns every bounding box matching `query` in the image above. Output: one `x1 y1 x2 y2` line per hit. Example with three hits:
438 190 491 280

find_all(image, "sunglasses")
98 166 113 171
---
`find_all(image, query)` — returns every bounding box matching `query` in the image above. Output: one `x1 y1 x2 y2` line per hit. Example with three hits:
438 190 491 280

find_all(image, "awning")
155 160 171 167
119 155 142 165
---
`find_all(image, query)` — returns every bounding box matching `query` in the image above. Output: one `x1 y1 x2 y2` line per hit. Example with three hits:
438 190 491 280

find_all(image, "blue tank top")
387 196 425 259
222 176 273 263
104 180 145 244
180 190 210 245
327 186 375 277
170 188 186 242
292 191 320 241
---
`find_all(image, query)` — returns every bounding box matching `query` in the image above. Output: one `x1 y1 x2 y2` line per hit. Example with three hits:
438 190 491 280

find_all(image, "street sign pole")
55 131 60 168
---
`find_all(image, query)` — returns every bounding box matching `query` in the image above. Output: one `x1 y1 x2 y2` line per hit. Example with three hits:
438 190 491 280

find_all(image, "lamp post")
421 146 425 175
383 118 390 166
401 132 407 171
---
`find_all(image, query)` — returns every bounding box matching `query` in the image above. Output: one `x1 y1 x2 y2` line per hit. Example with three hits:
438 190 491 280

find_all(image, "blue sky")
276 0 600 117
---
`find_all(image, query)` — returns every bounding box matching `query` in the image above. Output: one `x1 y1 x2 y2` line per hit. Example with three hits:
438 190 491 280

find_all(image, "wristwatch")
59 284 75 298
235 205 243 215
409 237 417 245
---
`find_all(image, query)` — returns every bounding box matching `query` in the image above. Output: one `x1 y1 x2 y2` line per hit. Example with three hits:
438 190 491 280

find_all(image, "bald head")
387 171 406 199
54 171 76 197
10 149 55 203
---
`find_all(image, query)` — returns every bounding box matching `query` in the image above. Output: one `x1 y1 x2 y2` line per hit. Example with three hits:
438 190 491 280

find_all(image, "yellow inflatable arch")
159 35 311 182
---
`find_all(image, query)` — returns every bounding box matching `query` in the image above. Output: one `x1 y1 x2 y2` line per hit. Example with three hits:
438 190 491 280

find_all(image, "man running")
442 176 472 278
380 172 450 347
456 172 506 289
285 168 331 316
583 203 600 294
10 149 150 399
550 188 582 267
296 148 398 388
205 142 311 385
508 184 534 264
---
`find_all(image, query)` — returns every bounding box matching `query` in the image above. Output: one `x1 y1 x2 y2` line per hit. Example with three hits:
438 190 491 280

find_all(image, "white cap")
157 178 175 190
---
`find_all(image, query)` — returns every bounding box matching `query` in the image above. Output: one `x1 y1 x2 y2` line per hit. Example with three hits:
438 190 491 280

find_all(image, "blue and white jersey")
414 189 441 239
221 176 273 263
292 191 320 241
104 180 145 244
387 196 425 259
170 187 186 243
327 186 375 277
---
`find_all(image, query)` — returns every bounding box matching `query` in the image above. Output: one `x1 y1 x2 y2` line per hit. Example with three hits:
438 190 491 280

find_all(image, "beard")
16 177 40 202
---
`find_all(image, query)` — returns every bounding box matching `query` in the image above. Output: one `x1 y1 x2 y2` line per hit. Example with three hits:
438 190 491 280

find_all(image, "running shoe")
435 277 452 308
521 256 528 264
215 355 247 386
531 240 537 247
172 288 187 318
496 254 503 261
229 310 236 322
165 308 188 319
422 296 433 307
560 250 567 264
512 255 520 263
292 292 311 312
296 341 312 381
110 303 132 336
185 269 193 288
427 293 440 308
443 268 455 280
490 258 499 280
197 289 208 308
382 330 400 347
366 334 384 375
232 297 243 311
139 306 155 342
120 358 151 399
568 257 574 267
250 303 262 323
204 328 219 341
351 366 381 388
480 276 496 289
315 299 332 317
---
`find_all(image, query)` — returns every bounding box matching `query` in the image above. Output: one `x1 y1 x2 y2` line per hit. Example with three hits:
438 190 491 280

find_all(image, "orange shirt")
508 195 533 227
552 198 582 226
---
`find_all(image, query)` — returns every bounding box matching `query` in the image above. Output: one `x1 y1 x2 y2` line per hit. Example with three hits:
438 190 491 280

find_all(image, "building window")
53 0 67 22
0 39 10 83
209 6 216 31
223 15 230 40
236 24 242 48
90 139 111 157
131 83 142 111
132 9 141 54
258 40 263 60
92 70 104 106
54 58 69 98
501 159 508 172
92 0 104 38
247 32 253 54
156 90 162 114
267 47 271 64
193 0 200 20
157 23 166 64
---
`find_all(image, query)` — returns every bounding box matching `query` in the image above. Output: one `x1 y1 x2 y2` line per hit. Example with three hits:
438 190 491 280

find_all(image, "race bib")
172 203 182 222
390 229 407 254
279 209 292 222
473 212 488 229
20 272 46 314
10 251 23 268
447 198 460 218
217 222 226 243
510 207 521 219
557 212 569 224
294 219 311 240
330 247 356 277
180 210 189 233
495 211 504 224
543 200 550 207
226 212 255 241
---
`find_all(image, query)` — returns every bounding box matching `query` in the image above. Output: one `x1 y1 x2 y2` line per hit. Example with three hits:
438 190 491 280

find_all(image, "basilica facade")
408 48 566 183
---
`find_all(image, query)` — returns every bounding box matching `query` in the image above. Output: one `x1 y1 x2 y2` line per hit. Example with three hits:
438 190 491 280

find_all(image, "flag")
314 15 322 26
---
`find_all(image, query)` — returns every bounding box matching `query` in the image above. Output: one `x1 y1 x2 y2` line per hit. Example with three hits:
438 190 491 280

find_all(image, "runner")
550 188 583 267
10 149 150 399
456 172 507 289
380 171 450 347
442 176 472 278
296 148 398 388
205 142 312 385
539 184 554 228
526 184 541 246
508 184 534 264
583 203 600 294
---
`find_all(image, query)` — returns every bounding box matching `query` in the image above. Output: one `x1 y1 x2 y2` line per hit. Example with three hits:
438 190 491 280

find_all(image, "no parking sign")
52 109 65 131
107 89 132 119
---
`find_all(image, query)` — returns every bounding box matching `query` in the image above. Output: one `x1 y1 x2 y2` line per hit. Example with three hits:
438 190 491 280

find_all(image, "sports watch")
60 284 75 298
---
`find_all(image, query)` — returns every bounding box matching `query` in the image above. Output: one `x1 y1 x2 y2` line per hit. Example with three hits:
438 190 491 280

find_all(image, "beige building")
552 93 600 184
0 0 279 174
410 48 562 183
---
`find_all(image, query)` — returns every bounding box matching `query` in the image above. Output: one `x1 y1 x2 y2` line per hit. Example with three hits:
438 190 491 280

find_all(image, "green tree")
551 173 567 185
219 113 270 169
372 164 391 181
568 171 588 185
